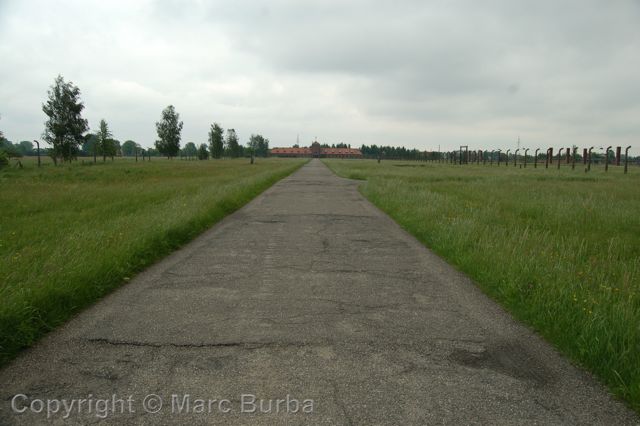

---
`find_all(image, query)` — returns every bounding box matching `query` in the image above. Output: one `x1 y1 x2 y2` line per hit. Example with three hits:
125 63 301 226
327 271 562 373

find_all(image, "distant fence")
414 145 636 174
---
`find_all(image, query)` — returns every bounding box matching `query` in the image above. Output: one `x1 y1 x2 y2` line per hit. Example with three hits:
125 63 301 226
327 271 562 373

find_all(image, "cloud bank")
1 0 638 153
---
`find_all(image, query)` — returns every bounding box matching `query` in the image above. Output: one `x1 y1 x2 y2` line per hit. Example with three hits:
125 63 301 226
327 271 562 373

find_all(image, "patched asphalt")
0 159 637 425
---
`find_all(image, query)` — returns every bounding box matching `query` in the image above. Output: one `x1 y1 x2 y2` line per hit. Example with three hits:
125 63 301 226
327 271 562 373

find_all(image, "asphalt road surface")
1 159 637 425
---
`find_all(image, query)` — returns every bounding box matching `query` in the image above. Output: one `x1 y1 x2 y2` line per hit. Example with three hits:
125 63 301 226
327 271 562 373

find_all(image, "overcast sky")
1 0 639 153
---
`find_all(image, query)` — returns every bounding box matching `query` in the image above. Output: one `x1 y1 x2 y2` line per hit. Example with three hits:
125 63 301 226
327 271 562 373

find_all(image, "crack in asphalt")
84 338 309 350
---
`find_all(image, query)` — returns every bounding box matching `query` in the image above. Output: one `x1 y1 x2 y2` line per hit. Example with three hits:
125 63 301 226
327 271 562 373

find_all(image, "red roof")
270 147 311 154
270 147 362 155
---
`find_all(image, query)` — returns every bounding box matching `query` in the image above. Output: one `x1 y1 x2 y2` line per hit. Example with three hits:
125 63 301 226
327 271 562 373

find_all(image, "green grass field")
324 159 640 412
0 157 306 365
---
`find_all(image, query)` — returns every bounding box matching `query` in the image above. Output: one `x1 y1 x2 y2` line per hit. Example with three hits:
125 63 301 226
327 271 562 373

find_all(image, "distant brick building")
270 142 362 158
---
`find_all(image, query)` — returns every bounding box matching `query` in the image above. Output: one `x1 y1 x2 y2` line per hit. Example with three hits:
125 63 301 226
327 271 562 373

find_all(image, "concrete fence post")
557 148 564 170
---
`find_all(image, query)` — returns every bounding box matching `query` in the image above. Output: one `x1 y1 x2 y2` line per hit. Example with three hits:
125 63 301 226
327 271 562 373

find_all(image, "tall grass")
324 159 640 412
0 158 305 365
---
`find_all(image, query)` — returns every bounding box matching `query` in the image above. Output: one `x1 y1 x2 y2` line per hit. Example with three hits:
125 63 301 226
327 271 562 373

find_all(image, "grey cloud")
0 0 638 152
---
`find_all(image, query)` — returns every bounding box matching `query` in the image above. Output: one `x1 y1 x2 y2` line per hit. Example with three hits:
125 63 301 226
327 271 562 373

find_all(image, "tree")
42 75 89 163
122 140 137 157
226 128 241 158
197 143 209 160
208 123 224 159
182 142 197 160
96 119 113 162
155 105 183 158
82 134 98 161
247 134 270 157
0 139 20 157
111 139 121 160
18 141 34 156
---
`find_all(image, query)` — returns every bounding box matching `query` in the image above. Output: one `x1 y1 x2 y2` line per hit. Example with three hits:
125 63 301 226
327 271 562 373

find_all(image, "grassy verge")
0 157 306 365
324 159 640 412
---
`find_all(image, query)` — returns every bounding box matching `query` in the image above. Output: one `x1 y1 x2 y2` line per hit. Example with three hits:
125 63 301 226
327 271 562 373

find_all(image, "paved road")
0 160 637 425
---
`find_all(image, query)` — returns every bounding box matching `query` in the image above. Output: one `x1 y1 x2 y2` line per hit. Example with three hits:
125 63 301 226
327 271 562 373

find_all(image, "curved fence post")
625 146 632 174
605 146 612 172
33 140 41 167
557 148 564 170
545 148 551 169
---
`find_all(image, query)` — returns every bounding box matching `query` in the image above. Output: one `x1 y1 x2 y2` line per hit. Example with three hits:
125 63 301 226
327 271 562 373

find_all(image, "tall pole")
605 146 612 172
33 140 41 167
557 148 564 170
572 147 577 170
514 149 519 167
524 148 529 168
545 148 550 169
588 147 594 172
534 148 540 168
506 149 510 167
624 146 631 174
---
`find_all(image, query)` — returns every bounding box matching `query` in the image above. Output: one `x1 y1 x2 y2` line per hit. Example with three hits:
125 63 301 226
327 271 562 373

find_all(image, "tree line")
359 144 425 160
0 75 270 166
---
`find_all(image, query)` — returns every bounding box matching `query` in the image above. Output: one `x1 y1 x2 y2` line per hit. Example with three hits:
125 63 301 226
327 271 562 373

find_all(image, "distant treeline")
0 75 270 166
359 144 425 160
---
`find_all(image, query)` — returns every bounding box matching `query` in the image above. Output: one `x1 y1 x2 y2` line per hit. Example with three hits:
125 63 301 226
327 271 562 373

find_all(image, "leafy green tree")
82 134 98 161
42 75 89 163
155 105 183 158
121 140 137 156
247 134 270 157
226 128 241 158
96 119 113 162
18 141 34 156
111 139 121 159
208 123 224 159
0 139 20 157
182 142 197 160
146 147 160 157
197 143 209 160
